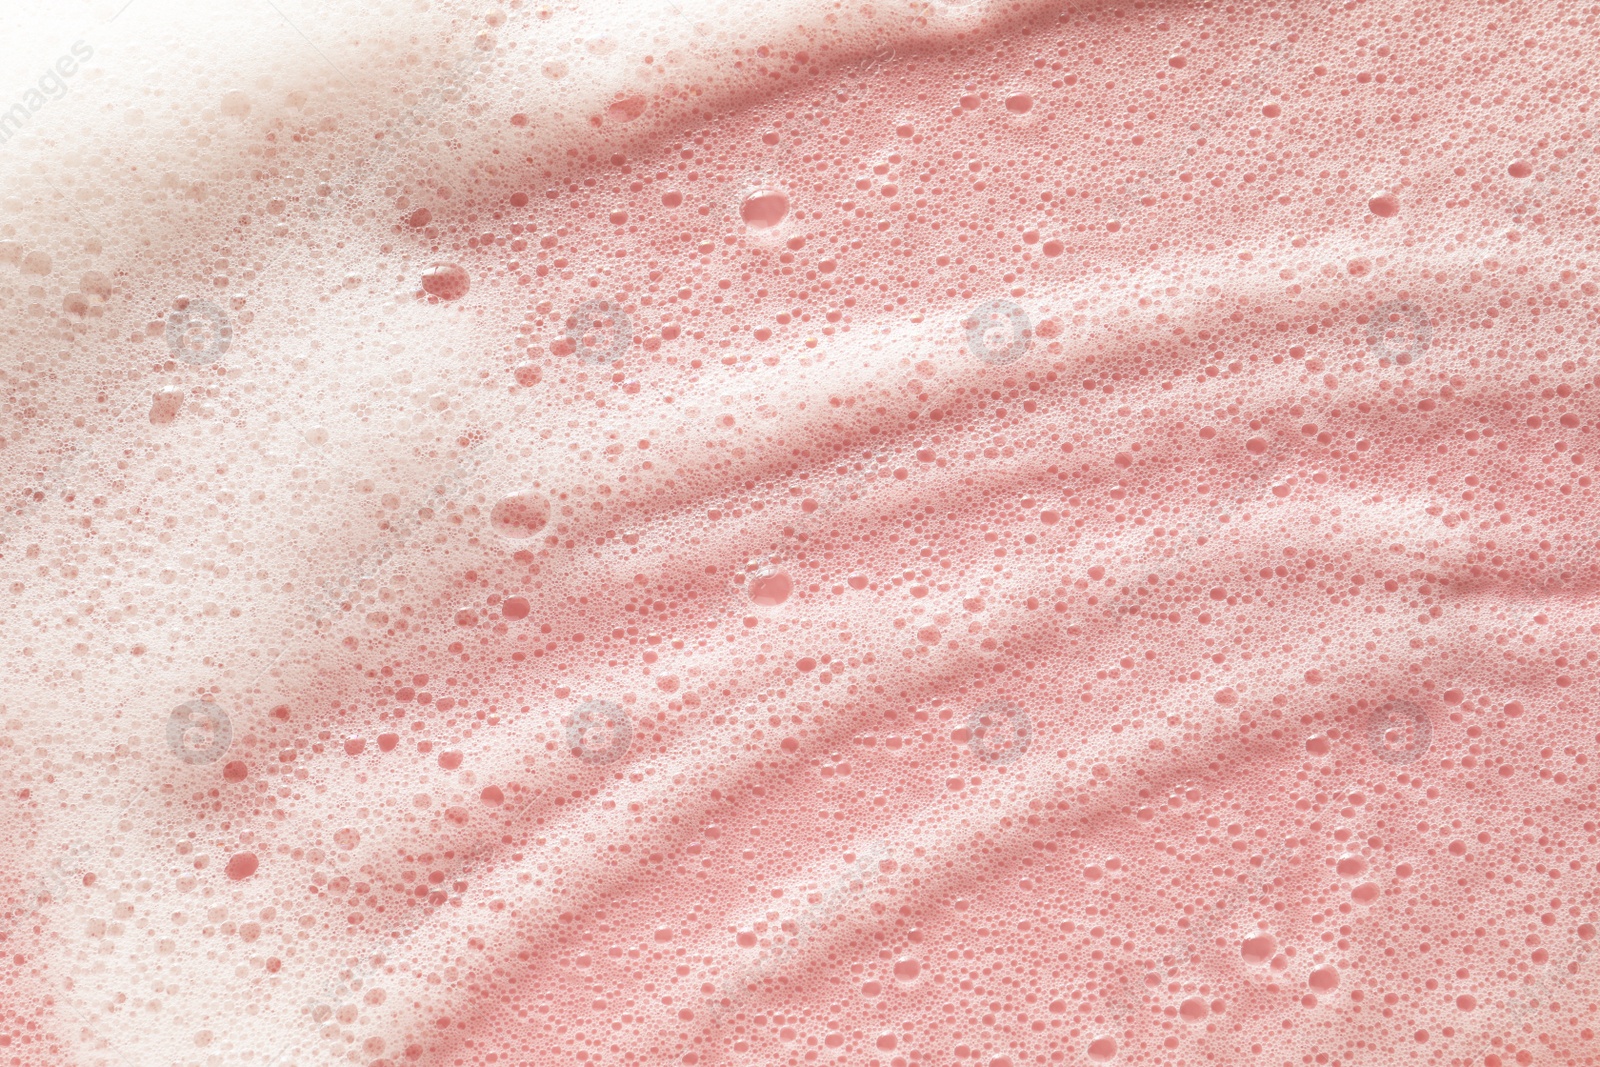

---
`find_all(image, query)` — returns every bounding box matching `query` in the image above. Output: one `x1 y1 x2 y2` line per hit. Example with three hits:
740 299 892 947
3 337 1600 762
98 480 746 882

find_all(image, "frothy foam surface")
2 0 1599 1065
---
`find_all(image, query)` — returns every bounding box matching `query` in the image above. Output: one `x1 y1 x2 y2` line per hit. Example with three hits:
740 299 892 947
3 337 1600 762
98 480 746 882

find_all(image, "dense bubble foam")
2 0 1600 1064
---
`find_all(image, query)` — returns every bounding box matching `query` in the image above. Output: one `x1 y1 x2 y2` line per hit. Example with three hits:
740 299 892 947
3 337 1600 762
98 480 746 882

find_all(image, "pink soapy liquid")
2 1 1600 1065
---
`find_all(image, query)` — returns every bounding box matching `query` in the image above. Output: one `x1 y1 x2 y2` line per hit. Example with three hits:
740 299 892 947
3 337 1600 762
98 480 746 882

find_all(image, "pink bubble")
749 568 792 606
225 852 258 881
1309 966 1340 991
1241 935 1276 963
740 190 789 229
608 95 646 122
1336 854 1367 877
420 263 469 300
1087 1037 1118 1061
